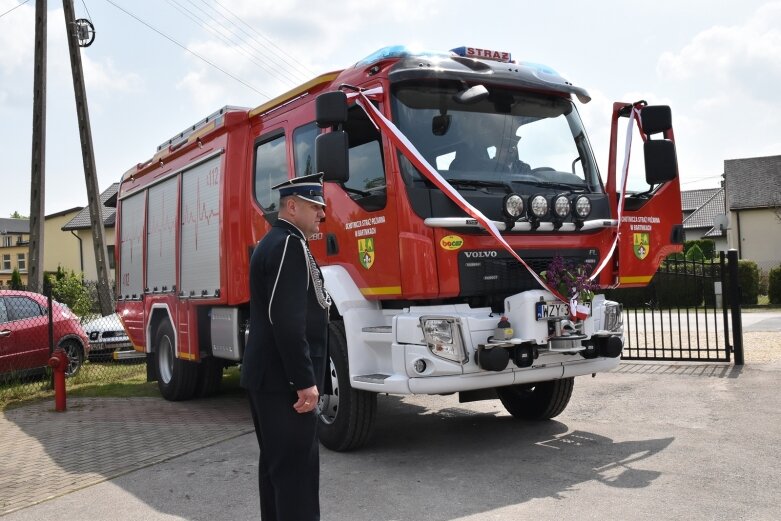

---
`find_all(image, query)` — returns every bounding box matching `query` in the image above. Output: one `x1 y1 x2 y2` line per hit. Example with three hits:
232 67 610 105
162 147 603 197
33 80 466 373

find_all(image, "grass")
1 363 243 410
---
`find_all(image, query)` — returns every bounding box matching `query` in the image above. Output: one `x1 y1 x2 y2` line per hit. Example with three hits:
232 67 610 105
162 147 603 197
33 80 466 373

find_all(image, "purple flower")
540 256 597 302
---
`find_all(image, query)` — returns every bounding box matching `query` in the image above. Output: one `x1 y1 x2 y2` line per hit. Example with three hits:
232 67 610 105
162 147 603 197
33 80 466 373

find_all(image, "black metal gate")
607 251 744 363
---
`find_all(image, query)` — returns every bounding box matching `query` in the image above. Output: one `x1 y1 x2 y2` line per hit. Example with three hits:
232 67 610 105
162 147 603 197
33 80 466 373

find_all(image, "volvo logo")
464 251 498 258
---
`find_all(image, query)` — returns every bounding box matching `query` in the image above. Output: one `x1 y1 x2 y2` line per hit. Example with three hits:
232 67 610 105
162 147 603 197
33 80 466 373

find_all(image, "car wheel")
59 339 85 377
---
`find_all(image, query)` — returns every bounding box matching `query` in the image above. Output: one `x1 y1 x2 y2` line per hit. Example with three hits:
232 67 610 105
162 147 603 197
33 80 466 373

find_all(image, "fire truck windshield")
391 83 603 195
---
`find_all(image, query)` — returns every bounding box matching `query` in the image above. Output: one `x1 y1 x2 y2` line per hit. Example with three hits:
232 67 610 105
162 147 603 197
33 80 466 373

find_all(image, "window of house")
107 245 115 270
2 236 11 247
254 132 288 212
2 254 10 271
16 253 26 271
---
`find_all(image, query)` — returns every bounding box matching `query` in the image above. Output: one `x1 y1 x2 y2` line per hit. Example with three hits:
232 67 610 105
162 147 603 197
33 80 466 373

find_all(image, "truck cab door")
318 101 402 298
610 104 684 287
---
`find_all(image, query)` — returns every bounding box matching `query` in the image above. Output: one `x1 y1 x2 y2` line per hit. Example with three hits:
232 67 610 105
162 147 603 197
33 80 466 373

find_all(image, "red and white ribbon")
588 106 644 284
349 88 643 305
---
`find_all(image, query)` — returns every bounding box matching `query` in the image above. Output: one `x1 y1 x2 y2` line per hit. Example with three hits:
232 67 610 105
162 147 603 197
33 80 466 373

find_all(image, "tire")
317 321 377 452
496 377 574 420
154 320 198 401
195 356 224 398
59 339 85 377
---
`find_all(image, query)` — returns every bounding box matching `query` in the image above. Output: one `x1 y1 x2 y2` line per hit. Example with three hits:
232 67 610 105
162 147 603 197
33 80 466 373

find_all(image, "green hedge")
768 265 781 305
684 239 716 260
605 254 762 308
605 260 710 308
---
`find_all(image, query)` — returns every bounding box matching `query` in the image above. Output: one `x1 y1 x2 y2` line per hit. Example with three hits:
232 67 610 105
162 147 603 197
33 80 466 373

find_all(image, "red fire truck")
115 45 682 450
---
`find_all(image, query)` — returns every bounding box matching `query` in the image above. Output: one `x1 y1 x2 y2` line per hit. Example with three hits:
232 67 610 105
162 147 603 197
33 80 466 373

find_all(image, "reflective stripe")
359 286 402 296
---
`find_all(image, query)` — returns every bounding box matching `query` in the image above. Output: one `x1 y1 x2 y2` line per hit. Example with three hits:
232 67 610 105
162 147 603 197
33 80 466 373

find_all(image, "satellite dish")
714 214 729 231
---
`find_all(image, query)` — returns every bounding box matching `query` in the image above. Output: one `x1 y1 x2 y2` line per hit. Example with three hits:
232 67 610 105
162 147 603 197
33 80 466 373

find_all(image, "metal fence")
607 250 744 363
0 286 145 408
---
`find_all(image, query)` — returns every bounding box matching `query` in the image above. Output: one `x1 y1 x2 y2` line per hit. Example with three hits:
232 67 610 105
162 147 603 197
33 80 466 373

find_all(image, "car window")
5 297 44 322
0 298 7 323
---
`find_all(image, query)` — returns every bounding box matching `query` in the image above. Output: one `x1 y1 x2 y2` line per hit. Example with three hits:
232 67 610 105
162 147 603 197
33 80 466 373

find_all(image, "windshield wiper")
445 179 511 191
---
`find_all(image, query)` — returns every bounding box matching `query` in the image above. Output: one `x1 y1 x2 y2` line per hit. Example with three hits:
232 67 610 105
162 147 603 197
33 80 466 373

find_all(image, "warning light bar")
451 46 513 63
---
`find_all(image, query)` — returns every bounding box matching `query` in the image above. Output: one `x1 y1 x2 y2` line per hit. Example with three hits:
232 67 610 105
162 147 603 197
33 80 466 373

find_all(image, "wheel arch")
146 304 176 355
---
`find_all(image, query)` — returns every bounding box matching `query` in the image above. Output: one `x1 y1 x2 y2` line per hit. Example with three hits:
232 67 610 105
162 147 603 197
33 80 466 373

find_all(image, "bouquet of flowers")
540 256 597 320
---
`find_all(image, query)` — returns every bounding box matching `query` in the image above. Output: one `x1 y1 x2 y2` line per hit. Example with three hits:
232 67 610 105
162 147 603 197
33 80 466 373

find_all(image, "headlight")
503 193 524 220
574 195 591 219
553 194 571 218
529 195 548 218
420 317 467 363
604 302 623 332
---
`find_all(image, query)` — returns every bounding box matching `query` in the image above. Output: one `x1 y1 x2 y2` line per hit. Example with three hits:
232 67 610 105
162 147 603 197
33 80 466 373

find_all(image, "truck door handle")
0 330 10 337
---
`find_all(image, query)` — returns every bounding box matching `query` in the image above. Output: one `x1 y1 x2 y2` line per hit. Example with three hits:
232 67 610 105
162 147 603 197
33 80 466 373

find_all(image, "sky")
1 0 780 218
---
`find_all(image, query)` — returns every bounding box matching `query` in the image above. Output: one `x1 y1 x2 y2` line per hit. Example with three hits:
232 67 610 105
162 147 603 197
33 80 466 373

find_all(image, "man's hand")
293 385 319 414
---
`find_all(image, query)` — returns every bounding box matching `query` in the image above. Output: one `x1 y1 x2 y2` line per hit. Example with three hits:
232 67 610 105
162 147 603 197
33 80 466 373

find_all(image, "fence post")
47 286 55 389
726 249 744 365
720 251 731 362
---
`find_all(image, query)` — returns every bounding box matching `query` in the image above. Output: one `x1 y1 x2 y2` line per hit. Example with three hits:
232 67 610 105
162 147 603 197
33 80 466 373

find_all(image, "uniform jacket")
240 219 329 393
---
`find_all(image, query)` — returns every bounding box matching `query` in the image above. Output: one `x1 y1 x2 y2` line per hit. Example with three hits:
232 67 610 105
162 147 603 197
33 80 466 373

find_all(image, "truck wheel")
195 356 224 398
317 321 377 452
496 377 574 420
154 320 198 401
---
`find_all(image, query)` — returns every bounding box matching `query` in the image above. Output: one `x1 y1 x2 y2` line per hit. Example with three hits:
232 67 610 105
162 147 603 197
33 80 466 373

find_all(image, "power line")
185 0 311 84
0 0 31 19
208 0 316 78
80 0 93 22
164 0 303 88
104 0 269 98
681 175 722 185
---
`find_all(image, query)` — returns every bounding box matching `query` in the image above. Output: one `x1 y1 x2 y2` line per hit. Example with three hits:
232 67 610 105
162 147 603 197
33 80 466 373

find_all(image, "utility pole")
28 0 47 294
62 0 113 315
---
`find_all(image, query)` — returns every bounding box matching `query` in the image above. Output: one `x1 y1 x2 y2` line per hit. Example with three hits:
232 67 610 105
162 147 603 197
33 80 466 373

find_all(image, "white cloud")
657 2 781 101
0 1 33 74
82 55 144 94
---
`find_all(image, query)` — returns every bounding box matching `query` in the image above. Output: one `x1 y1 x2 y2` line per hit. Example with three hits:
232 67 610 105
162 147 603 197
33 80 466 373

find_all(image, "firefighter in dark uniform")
240 172 331 521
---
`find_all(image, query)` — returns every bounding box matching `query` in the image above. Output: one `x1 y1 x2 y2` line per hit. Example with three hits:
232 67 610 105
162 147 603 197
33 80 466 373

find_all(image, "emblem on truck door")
358 237 375 269
633 232 650 260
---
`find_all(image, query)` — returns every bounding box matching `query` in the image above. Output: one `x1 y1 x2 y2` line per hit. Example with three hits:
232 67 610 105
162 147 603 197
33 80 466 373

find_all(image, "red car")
0 290 90 378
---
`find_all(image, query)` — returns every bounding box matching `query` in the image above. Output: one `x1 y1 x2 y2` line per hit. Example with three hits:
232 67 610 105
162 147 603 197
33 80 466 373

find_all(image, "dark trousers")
247 389 320 521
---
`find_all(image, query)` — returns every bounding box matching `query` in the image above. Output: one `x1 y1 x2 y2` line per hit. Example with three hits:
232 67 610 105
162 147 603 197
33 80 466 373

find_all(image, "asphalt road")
4 359 779 521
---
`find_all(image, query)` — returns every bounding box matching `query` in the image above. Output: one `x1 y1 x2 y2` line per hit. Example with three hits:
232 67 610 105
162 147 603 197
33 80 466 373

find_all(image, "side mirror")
644 139 678 184
641 105 672 135
316 131 349 183
316 91 348 129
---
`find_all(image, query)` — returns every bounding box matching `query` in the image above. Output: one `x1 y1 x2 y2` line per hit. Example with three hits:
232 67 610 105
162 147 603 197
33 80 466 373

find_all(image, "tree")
48 271 92 317
9 211 28 219
10 268 23 290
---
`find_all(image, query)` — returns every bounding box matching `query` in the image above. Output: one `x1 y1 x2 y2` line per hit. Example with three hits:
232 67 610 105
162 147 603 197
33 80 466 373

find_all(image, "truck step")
361 326 392 333
354 373 391 383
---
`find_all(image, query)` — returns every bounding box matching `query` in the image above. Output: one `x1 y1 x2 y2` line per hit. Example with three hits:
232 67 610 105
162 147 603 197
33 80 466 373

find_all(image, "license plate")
535 301 590 320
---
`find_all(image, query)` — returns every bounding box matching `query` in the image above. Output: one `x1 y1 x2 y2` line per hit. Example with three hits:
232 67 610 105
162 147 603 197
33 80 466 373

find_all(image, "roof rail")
156 105 247 152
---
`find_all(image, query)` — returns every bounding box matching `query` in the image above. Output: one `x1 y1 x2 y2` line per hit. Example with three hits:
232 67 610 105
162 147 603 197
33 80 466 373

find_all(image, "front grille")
458 249 599 297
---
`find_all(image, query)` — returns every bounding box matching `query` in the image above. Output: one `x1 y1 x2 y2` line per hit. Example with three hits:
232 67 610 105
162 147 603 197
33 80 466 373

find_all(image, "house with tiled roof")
724 154 781 271
61 183 119 281
680 187 728 252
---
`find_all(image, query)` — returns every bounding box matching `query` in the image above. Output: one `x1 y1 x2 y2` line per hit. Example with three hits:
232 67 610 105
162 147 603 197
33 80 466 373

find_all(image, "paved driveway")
2 358 779 521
